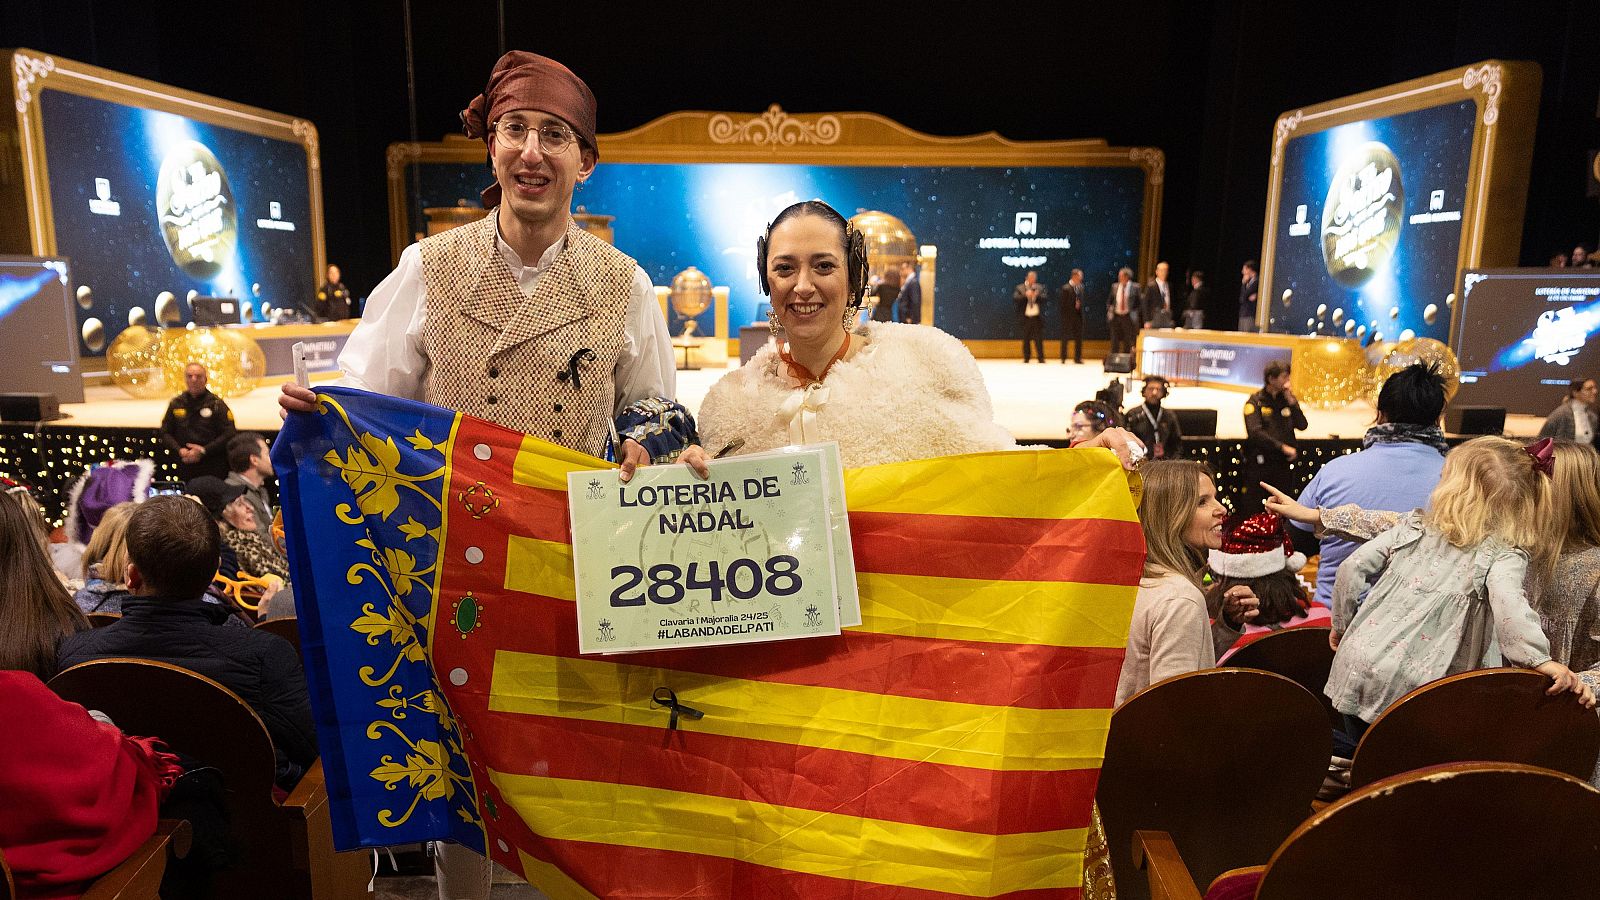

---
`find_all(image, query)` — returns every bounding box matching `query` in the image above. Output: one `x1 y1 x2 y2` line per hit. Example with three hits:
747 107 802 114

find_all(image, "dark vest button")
552 429 562 439
553 403 563 413
486 396 498 405
487 367 500 378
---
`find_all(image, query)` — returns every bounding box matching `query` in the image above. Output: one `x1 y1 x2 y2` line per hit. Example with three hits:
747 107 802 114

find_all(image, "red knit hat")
1208 511 1307 579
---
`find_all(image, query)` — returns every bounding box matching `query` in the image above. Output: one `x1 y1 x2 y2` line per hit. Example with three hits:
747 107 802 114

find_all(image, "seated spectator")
58 496 316 789
1116 460 1258 706
74 501 135 615
4 478 80 587
1207 511 1329 661
0 491 88 679
1123 375 1183 460
1069 399 1125 447
1538 378 1598 447
1291 362 1448 606
187 476 291 585
0 670 180 900
225 432 277 545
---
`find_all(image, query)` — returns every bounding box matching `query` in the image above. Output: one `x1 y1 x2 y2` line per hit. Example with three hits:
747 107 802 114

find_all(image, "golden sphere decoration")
668 267 713 338
107 326 169 399
848 210 918 280
1321 141 1404 288
1369 337 1461 405
157 327 266 398
1296 338 1370 409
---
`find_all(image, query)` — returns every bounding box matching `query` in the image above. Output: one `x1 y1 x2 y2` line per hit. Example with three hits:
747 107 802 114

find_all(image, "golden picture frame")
1257 59 1541 348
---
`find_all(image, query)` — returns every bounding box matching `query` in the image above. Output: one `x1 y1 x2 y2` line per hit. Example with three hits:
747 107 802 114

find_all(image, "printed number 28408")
609 555 801 606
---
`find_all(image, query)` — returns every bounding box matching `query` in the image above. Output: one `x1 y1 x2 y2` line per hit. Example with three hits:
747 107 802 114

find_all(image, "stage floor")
58 359 1546 441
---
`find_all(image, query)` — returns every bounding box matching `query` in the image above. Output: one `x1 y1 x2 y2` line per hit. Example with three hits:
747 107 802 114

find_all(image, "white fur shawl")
696 322 1016 468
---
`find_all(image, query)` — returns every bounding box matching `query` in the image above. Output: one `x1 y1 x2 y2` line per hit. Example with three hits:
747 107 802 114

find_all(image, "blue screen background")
40 90 316 357
1268 100 1477 344
403 161 1148 340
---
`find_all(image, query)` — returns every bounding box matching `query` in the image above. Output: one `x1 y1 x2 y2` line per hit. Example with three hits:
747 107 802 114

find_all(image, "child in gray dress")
1324 436 1595 742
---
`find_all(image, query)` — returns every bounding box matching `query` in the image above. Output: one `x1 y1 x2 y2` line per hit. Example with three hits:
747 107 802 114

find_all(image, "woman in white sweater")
1115 460 1258 706
684 200 1142 470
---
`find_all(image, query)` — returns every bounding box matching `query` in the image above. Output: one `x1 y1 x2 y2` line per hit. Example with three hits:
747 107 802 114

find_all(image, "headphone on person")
755 201 869 309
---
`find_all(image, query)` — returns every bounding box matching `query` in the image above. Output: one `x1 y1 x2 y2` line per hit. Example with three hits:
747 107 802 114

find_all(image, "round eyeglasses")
491 120 577 154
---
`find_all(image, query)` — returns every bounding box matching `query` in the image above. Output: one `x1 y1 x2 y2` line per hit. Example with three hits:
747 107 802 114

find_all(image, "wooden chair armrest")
1132 830 1204 900
283 758 328 817
81 819 192 899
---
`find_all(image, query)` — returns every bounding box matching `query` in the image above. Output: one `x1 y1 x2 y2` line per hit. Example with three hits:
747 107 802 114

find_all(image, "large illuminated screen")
1454 268 1600 415
408 162 1148 341
38 90 315 358
1268 100 1476 343
0 256 82 402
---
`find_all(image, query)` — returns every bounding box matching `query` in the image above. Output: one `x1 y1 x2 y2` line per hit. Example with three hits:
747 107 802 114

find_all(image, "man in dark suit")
1106 266 1139 356
1140 260 1175 330
1183 270 1208 329
1013 270 1046 362
1238 259 1260 332
895 260 922 324
1059 268 1085 363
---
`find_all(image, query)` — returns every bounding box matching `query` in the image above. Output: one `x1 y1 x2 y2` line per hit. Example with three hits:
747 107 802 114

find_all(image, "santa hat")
1208 511 1307 579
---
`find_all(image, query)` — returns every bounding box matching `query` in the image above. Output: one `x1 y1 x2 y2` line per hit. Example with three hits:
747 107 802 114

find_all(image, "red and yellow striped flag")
426 410 1143 898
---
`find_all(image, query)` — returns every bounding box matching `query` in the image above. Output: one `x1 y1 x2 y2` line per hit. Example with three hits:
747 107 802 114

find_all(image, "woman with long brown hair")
1115 460 1258 705
0 491 88 677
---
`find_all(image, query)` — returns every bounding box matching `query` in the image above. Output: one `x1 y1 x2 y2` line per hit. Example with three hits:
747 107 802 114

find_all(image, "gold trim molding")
707 104 841 148
12 51 54 113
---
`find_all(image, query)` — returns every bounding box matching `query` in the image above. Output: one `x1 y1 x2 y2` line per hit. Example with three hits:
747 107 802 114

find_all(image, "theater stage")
54 359 1546 442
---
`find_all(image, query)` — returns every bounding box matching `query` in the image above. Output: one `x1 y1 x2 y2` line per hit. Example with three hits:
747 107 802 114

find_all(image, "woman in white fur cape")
681 200 1142 471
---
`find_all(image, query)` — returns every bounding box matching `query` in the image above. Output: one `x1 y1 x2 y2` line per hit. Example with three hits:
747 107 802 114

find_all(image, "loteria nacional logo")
1320 141 1404 289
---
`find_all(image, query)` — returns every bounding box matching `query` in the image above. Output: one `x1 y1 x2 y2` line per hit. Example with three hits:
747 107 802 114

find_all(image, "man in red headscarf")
278 50 680 899
279 51 675 482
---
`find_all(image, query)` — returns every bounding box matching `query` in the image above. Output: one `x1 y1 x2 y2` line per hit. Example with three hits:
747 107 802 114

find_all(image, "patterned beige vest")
419 215 635 456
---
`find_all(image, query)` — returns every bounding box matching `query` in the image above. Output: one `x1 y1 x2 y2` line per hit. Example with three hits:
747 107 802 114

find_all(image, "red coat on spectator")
0 671 179 899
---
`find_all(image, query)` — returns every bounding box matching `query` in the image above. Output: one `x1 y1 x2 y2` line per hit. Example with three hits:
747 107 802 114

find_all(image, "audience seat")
1097 668 1331 900
1349 667 1600 789
1223 627 1338 727
1134 762 1600 899
87 612 122 628
253 616 302 661
0 819 190 900
49 659 368 899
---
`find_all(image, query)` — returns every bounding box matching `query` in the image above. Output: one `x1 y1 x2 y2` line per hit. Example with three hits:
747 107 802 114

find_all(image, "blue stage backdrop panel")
38 90 316 357
405 162 1147 341
1267 100 1476 345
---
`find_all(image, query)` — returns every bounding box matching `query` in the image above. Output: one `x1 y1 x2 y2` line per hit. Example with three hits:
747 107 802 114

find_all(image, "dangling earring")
842 303 859 329
767 308 781 335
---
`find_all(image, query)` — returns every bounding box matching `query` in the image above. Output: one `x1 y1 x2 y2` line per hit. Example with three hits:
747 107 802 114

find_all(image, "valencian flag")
274 387 1143 898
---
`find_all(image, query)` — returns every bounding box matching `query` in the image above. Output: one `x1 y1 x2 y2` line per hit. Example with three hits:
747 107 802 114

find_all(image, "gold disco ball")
848 210 918 279
1369 337 1460 405
669 267 713 339
157 327 266 398
1296 338 1369 409
107 326 170 399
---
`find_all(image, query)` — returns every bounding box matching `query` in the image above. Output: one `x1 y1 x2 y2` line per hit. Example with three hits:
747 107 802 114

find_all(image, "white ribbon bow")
777 382 831 445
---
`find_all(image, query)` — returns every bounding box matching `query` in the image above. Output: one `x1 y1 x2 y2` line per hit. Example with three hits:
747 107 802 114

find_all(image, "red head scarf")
460 51 598 207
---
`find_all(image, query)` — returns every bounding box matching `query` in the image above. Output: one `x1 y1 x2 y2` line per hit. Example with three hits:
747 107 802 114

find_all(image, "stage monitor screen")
1258 61 1540 348
37 90 315 358
1454 267 1600 416
1268 101 1475 343
0 255 84 402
